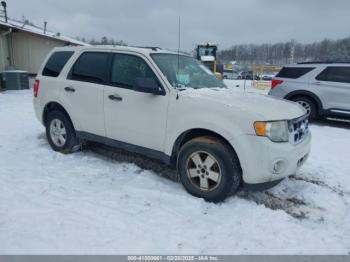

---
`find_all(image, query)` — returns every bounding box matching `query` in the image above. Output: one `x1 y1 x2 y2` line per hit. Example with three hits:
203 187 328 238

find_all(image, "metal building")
0 18 87 75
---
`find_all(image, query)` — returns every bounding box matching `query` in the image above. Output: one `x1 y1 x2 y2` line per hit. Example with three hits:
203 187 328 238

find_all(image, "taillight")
33 79 40 97
271 79 284 89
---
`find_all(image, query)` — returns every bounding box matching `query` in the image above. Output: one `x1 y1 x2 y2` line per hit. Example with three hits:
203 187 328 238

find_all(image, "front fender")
164 113 247 156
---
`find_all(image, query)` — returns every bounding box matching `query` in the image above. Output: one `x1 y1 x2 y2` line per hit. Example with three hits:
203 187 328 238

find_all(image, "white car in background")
269 62 350 120
223 69 239 79
259 73 276 81
33 46 311 202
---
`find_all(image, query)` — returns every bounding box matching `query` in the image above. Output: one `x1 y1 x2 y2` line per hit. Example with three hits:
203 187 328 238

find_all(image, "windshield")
197 47 216 57
151 53 226 89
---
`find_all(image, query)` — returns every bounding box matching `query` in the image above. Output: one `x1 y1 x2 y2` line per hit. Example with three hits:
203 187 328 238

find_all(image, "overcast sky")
5 0 350 51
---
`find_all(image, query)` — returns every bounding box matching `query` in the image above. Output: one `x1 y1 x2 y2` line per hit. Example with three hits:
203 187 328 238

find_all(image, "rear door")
315 66 350 112
62 51 110 136
39 50 75 107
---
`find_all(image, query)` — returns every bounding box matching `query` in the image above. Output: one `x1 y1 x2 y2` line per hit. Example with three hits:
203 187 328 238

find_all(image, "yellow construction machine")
195 43 222 79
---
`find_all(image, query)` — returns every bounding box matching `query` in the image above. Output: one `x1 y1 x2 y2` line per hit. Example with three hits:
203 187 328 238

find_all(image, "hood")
180 88 306 121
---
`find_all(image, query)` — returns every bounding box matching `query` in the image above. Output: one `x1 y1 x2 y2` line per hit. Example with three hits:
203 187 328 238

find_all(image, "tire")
45 110 80 154
291 96 317 121
177 136 242 202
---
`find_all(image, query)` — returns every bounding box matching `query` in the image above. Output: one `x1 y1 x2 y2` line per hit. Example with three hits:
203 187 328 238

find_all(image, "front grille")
288 115 309 145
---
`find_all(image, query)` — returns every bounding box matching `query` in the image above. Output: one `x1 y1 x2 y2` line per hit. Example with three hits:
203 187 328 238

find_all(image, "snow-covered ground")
224 79 270 95
1 90 350 255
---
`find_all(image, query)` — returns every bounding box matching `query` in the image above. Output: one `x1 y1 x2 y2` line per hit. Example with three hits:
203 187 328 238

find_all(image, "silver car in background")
269 62 350 120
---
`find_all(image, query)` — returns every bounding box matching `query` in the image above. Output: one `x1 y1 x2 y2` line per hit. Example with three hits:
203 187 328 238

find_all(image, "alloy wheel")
186 151 222 192
296 100 312 115
49 119 67 147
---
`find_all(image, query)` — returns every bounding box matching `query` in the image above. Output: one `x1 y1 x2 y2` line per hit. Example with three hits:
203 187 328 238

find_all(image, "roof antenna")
44 21 47 34
176 15 181 100
177 16 181 73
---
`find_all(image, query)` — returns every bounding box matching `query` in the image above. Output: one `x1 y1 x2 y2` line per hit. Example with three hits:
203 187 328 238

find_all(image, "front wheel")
177 136 242 202
45 110 80 153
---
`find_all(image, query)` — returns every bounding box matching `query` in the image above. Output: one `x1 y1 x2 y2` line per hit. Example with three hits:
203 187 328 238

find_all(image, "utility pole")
290 40 296 64
1 1 8 23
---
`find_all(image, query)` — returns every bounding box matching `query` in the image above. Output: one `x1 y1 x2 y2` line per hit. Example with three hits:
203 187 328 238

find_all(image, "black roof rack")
298 61 350 64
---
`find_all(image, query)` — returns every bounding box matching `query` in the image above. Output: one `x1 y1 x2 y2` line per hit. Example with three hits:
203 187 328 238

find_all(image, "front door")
104 53 169 152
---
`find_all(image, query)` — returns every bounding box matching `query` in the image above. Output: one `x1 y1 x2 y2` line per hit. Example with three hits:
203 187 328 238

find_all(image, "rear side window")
276 67 315 79
69 52 109 84
316 67 350 83
42 51 74 77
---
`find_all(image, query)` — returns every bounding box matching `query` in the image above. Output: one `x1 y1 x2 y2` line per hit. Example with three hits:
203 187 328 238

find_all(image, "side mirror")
133 77 164 95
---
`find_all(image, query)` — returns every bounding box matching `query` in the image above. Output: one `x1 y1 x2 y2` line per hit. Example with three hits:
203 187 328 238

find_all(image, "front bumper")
230 131 311 185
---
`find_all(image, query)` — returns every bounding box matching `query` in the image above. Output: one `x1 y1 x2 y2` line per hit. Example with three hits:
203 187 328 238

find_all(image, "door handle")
313 81 321 85
108 94 123 101
64 86 75 92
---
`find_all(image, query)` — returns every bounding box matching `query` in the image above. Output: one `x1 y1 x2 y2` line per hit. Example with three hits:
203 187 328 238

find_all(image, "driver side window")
110 53 158 90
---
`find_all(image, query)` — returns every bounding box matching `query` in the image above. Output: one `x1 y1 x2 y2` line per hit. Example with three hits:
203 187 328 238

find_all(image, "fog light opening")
273 160 286 174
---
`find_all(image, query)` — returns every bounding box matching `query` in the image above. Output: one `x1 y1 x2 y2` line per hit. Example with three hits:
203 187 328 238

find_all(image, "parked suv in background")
33 46 311 202
269 62 350 120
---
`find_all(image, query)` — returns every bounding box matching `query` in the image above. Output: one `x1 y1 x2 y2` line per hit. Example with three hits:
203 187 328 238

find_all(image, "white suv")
269 63 350 120
33 46 311 202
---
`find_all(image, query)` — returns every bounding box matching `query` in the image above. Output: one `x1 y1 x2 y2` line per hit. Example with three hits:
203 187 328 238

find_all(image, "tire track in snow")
61 137 348 222
86 142 325 220
289 174 350 197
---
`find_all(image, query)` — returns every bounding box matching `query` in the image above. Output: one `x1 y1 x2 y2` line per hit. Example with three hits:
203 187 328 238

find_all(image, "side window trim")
67 51 111 85
107 52 166 94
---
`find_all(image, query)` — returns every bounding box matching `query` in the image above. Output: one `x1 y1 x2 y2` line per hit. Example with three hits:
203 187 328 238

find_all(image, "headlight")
254 121 289 142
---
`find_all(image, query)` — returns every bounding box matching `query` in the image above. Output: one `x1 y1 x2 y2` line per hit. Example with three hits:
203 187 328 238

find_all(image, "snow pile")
0 90 349 254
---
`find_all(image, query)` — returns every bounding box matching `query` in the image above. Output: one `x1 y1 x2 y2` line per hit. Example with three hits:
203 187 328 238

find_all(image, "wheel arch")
43 102 75 130
285 90 324 115
170 128 241 168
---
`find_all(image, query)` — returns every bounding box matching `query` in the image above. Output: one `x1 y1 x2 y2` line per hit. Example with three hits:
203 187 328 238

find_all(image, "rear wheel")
177 136 242 202
45 110 80 153
291 96 317 120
